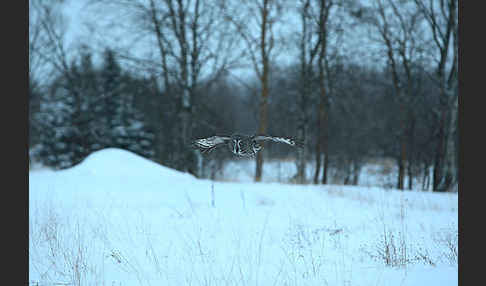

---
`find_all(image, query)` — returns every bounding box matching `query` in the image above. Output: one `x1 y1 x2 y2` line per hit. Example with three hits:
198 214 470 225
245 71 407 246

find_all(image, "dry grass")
29 200 105 286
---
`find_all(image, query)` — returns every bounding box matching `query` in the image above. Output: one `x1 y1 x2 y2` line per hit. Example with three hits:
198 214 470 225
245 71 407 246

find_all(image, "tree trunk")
422 163 430 191
407 116 415 190
254 62 269 182
181 100 195 174
313 0 331 185
314 53 326 185
407 158 413 190
255 86 268 182
397 155 405 190
254 0 270 183
436 93 458 192
296 60 308 185
352 161 360 185
433 96 447 191
313 130 322 184
296 116 306 184
343 159 351 185
393 95 408 190
321 110 329 184
295 75 307 184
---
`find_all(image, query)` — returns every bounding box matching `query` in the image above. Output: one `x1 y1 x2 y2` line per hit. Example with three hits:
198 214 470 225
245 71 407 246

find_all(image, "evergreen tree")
35 63 84 168
35 48 155 168
98 48 155 158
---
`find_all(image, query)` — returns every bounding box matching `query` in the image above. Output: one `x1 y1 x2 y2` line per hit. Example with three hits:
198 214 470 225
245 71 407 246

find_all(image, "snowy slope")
29 148 458 286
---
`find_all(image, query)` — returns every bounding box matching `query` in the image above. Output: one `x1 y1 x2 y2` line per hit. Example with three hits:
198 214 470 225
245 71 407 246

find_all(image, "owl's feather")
192 136 231 153
253 135 304 148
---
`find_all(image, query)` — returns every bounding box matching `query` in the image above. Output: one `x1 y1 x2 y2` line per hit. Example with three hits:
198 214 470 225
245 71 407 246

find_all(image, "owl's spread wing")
253 135 304 148
192 136 231 154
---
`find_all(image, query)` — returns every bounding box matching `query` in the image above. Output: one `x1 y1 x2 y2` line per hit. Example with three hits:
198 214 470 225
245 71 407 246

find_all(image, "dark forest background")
29 0 458 192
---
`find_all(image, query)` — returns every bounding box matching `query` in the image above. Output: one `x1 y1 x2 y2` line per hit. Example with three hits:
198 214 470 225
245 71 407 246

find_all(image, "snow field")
29 149 457 286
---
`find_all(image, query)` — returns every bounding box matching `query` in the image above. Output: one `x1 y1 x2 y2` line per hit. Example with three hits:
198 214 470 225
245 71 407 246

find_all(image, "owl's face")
229 135 262 157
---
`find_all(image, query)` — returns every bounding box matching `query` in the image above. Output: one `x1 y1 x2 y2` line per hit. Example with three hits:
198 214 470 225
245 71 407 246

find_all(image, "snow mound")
67 148 194 180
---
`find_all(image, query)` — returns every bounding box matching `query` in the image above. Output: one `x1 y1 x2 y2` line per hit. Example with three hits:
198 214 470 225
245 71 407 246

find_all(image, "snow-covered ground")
29 148 458 286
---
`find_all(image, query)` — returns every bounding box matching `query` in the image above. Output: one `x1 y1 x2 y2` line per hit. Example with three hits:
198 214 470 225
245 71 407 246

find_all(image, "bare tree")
29 0 48 87
31 0 74 80
292 0 346 185
90 0 240 175
357 0 425 190
29 0 87 150
413 0 458 192
311 0 336 185
29 0 79 101
294 0 321 184
224 0 284 182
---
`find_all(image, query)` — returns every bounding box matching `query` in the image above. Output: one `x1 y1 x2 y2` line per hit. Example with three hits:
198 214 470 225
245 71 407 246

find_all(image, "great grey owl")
192 134 303 157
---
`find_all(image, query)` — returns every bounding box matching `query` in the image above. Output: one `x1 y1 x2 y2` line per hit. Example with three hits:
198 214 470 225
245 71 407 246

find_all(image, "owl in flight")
192 134 303 157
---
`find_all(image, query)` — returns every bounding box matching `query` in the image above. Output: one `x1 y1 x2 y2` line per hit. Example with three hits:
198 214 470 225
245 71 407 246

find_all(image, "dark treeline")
29 49 447 191
29 0 458 192
30 49 155 168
